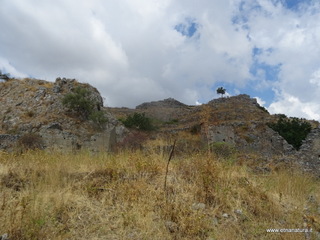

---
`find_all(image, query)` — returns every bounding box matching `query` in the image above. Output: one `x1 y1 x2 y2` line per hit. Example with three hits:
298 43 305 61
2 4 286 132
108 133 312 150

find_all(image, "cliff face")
0 78 126 152
109 94 320 175
203 95 295 156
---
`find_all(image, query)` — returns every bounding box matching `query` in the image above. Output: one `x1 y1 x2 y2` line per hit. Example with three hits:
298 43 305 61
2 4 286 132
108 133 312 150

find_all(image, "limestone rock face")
296 127 320 175
135 98 191 122
0 78 127 152
136 98 187 109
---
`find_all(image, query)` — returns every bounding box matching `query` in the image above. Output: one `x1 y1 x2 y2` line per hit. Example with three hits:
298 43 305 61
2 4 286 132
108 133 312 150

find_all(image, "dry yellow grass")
0 148 319 240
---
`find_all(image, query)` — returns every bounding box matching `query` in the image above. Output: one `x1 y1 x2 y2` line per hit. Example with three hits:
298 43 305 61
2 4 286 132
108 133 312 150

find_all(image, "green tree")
216 87 226 97
268 116 312 150
121 113 154 131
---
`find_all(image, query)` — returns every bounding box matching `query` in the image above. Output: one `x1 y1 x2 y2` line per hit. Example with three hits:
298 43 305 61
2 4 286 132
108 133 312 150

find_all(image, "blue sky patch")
250 62 281 82
282 0 311 10
175 18 199 37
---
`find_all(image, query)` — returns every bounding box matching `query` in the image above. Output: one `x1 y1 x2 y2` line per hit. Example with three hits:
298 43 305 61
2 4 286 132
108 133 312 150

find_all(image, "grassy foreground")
0 148 319 240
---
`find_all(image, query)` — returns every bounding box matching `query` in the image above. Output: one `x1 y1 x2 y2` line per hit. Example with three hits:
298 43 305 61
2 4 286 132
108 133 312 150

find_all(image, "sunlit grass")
0 149 319 239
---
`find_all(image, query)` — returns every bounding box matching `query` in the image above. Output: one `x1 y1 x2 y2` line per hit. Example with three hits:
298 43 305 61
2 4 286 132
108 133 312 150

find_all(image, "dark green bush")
62 87 94 119
268 116 311 150
121 113 154 131
62 86 107 128
190 124 202 135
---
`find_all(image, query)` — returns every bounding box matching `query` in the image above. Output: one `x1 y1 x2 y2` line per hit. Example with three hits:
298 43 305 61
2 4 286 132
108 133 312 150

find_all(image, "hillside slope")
0 78 126 151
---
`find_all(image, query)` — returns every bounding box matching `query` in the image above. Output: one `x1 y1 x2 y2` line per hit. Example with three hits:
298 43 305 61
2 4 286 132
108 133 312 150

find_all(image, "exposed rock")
296 127 320 175
136 98 187 109
165 221 178 233
192 203 206 210
134 98 191 122
222 213 229 218
0 78 127 152
0 233 8 240
0 134 20 151
2 77 320 178
234 209 243 215
203 95 295 157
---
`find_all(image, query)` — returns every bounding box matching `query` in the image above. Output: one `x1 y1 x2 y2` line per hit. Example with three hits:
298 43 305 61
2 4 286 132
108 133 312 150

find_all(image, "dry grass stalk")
0 149 319 239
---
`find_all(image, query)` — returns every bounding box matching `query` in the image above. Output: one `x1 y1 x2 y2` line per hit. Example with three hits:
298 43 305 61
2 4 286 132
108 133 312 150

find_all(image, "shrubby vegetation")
0 70 10 81
120 113 155 131
268 116 312 150
209 141 236 159
62 86 107 128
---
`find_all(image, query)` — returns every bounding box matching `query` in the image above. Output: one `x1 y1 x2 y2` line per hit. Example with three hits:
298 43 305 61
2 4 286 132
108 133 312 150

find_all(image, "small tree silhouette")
216 87 226 97
0 70 10 81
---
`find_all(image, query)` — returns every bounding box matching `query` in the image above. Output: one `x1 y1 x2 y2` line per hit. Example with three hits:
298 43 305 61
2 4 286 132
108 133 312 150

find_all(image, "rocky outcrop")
199 95 293 156
135 98 192 122
205 123 295 156
0 78 127 152
296 127 320 175
0 134 20 150
2 77 320 177
136 98 187 109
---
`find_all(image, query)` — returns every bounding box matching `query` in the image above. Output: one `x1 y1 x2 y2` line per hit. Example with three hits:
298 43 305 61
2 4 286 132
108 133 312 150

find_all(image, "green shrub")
121 113 154 131
89 111 108 129
209 142 236 159
268 116 311 150
62 87 94 119
62 86 108 128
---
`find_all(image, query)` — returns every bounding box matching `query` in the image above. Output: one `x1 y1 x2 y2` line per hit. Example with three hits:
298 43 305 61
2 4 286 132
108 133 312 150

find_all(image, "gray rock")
0 233 8 240
212 217 219 225
136 98 187 109
53 85 61 93
192 203 206 210
47 123 62 131
165 221 178 233
222 213 229 218
234 209 243 215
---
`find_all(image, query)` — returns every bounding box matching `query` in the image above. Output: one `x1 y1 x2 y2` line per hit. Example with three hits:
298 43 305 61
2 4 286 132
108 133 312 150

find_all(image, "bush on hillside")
209 141 236 159
62 87 94 119
89 111 108 129
268 116 311 150
121 113 154 131
62 86 107 127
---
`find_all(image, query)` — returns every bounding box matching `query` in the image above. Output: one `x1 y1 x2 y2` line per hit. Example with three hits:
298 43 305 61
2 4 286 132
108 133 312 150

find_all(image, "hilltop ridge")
1 77 320 176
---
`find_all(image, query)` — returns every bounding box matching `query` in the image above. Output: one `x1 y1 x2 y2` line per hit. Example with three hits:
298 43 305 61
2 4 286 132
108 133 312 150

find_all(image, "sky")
1 0 320 120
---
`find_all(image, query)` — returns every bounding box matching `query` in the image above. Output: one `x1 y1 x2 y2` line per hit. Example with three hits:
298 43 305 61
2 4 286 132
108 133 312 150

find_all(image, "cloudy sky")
1 0 320 120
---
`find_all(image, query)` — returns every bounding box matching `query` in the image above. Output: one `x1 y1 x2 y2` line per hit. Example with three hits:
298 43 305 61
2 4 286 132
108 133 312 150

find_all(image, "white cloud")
268 92 320 120
0 0 320 120
254 96 266 107
0 57 27 78
240 0 320 120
